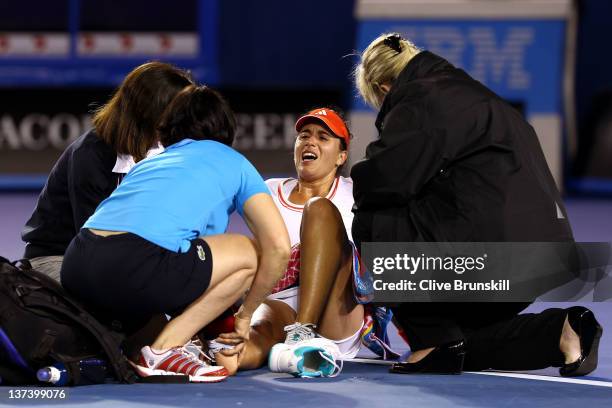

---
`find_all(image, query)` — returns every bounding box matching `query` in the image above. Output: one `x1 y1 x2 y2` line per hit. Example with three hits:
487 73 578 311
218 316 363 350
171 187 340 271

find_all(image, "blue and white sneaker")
283 322 317 345
269 338 343 378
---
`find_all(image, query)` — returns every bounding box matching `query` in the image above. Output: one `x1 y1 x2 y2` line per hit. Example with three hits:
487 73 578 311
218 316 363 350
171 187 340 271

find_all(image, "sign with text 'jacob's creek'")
0 88 345 188
350 0 574 188
0 108 298 175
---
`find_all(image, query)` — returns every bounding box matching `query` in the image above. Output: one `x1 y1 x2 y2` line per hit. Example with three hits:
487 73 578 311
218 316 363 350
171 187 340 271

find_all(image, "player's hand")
215 311 251 355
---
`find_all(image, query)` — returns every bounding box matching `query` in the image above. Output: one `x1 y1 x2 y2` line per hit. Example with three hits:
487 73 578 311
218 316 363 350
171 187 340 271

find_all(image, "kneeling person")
61 86 290 382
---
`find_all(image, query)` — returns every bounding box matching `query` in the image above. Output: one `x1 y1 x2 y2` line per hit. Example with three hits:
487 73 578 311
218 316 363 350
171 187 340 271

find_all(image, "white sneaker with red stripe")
132 345 229 383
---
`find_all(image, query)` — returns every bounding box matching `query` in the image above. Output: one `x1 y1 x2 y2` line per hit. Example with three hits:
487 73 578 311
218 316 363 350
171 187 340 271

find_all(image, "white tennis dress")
264 176 362 358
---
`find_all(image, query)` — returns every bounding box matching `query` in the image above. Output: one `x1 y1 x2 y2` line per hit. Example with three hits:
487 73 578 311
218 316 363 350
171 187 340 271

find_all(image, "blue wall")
218 0 356 90
575 0 612 124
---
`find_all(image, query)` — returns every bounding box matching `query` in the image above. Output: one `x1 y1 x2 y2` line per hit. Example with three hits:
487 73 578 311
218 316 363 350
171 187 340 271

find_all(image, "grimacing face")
294 122 347 182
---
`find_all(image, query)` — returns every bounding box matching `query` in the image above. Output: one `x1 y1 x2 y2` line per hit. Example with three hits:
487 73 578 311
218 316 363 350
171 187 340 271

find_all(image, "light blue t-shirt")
84 139 269 252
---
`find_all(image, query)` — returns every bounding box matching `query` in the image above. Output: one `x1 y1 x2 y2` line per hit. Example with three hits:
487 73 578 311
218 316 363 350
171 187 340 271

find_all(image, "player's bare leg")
297 197 363 340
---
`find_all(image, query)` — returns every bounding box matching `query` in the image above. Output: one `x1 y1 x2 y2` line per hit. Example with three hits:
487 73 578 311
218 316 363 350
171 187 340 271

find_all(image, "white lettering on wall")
234 113 298 150
393 25 534 90
0 113 92 150
470 27 533 89
0 112 299 151
254 114 283 149
20 114 49 150
48 114 83 149
423 27 466 68
0 115 21 149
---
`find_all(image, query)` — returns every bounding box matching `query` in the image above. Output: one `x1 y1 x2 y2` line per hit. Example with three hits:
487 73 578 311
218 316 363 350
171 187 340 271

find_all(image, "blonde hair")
354 33 421 109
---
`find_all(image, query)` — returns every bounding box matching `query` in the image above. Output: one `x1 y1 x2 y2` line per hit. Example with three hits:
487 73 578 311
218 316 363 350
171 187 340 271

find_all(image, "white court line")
349 359 612 387
469 371 612 388
349 357 396 365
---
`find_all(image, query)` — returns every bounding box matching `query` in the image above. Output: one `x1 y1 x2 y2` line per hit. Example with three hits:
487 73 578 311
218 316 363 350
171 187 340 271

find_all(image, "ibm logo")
394 26 535 90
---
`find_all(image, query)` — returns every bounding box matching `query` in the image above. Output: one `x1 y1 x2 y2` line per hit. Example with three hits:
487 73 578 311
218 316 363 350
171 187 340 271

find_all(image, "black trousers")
392 302 567 371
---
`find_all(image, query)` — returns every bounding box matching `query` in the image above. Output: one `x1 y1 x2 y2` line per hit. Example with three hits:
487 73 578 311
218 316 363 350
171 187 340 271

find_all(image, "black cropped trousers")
391 302 567 371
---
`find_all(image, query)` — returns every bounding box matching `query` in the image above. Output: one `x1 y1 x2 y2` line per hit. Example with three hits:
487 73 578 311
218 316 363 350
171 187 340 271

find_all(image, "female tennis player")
210 108 395 378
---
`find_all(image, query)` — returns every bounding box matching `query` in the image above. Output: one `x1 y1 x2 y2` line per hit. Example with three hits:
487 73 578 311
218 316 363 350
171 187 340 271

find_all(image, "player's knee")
303 197 339 222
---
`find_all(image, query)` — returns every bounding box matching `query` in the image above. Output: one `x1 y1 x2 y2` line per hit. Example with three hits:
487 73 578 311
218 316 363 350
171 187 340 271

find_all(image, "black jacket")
350 51 573 244
22 130 121 258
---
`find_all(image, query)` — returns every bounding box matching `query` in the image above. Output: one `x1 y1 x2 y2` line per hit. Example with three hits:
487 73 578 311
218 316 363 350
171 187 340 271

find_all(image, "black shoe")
390 340 465 375
559 306 603 377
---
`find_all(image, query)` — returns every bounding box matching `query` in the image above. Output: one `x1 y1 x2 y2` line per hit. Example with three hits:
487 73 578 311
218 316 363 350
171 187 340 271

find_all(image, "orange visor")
295 108 350 148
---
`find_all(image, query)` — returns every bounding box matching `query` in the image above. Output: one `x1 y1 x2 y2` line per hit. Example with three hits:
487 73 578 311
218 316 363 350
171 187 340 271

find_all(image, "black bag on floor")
0 256 137 385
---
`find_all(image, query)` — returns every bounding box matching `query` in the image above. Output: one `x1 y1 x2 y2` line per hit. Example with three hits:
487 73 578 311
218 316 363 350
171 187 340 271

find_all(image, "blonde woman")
351 33 601 376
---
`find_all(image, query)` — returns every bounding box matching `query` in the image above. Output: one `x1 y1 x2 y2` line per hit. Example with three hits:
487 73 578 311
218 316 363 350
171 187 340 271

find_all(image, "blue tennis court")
1 194 611 408
8 364 608 408
2 324 610 408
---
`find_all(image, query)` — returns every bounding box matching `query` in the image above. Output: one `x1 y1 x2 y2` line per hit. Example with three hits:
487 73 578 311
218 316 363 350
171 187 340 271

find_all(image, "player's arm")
235 193 290 323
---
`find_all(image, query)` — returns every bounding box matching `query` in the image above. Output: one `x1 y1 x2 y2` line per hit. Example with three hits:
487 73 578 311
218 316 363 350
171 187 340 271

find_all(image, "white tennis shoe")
269 337 343 378
284 322 317 344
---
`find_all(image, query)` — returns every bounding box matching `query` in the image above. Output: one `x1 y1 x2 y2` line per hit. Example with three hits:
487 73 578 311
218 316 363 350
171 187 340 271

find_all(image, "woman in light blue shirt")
61 85 290 382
